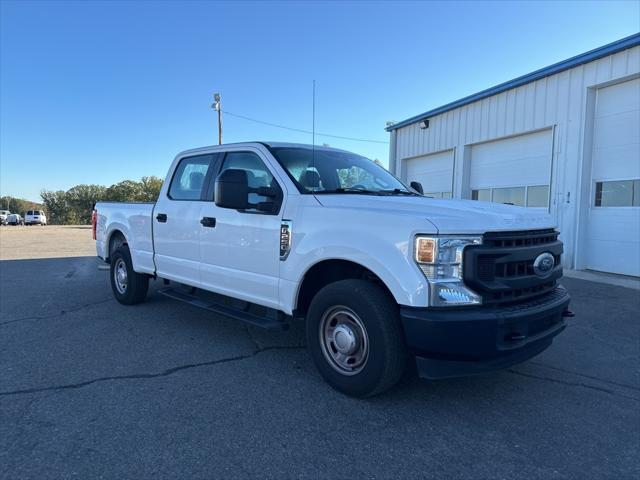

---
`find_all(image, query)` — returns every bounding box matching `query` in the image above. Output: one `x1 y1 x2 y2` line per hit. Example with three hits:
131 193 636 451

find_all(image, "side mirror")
215 169 250 210
410 181 424 195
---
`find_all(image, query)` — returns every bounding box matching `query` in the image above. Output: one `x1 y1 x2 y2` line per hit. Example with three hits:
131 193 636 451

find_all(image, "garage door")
469 129 552 209
584 78 640 277
404 150 454 198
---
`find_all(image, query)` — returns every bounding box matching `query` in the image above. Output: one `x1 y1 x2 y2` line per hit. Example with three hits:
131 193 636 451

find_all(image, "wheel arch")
106 228 128 261
293 259 398 317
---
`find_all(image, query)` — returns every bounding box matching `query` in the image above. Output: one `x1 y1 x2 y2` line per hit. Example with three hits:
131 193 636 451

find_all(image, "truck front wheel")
306 279 408 397
110 246 149 305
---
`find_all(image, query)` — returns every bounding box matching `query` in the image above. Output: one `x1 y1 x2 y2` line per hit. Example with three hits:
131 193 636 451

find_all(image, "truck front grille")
464 229 563 305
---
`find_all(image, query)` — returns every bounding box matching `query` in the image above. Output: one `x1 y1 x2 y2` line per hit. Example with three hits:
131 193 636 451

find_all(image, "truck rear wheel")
110 246 149 305
306 279 408 397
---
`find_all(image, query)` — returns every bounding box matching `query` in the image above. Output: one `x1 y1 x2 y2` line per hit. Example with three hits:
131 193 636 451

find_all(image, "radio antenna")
312 80 316 170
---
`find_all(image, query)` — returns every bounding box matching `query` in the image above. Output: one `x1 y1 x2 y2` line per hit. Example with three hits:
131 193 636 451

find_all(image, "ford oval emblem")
533 252 555 278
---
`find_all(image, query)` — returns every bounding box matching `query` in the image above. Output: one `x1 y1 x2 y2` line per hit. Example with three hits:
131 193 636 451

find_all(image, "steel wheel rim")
319 306 369 376
114 258 128 295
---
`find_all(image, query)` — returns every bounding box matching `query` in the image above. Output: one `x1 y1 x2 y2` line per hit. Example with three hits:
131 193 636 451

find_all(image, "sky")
1 1 639 202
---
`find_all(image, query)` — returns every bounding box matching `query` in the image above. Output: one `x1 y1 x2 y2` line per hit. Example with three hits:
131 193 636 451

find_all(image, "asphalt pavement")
0 228 639 479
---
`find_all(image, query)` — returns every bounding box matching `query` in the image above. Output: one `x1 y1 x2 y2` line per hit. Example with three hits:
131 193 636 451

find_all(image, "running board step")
158 287 289 331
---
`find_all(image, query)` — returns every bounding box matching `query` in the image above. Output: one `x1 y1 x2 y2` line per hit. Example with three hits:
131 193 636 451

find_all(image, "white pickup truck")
95 142 572 397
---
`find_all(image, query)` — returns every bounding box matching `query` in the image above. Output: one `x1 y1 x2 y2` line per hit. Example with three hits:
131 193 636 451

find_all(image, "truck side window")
221 152 279 207
168 155 212 200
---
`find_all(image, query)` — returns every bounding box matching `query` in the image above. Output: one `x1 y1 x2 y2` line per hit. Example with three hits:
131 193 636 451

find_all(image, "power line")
221 110 389 145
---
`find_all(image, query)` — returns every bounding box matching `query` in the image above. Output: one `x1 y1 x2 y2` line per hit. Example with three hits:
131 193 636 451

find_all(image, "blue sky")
1 1 638 201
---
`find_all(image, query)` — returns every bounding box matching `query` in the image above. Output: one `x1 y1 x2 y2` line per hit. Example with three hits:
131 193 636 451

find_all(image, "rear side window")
27 210 33 215
168 155 213 200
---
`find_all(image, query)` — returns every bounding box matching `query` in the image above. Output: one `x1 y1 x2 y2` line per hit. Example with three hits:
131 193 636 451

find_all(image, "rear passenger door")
153 153 219 286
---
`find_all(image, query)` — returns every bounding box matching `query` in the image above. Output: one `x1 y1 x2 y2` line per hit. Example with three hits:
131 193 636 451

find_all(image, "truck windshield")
269 147 415 195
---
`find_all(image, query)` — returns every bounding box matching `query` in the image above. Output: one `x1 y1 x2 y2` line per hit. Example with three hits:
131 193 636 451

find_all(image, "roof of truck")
176 142 354 158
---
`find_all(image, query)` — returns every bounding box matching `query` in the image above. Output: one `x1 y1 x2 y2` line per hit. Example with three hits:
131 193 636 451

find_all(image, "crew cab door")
199 149 284 309
153 153 219 285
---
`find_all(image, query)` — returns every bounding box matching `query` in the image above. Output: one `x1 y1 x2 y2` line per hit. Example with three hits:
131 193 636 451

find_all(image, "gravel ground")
0 225 95 260
0 226 638 479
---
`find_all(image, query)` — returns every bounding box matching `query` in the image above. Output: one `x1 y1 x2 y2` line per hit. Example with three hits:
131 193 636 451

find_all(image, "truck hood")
313 195 556 234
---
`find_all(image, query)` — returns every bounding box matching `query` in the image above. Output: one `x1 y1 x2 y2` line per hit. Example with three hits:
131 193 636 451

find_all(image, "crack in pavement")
0 345 305 397
245 325 263 351
0 298 113 326
507 369 640 403
529 360 640 392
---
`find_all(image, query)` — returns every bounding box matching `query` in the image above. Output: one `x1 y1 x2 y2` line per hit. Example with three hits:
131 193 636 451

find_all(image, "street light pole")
212 93 222 145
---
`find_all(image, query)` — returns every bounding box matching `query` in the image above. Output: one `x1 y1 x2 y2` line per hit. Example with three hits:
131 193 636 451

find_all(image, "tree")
66 184 106 224
37 176 165 225
103 180 143 202
40 190 72 224
139 176 163 202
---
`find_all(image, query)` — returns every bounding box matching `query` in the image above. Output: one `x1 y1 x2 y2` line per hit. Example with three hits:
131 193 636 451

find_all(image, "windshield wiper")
379 188 421 196
314 188 385 195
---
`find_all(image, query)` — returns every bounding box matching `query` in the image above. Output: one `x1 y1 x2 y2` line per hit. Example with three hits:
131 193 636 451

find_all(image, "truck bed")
95 201 156 275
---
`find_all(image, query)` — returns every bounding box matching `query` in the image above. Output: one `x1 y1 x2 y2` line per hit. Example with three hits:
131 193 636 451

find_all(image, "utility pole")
212 93 222 145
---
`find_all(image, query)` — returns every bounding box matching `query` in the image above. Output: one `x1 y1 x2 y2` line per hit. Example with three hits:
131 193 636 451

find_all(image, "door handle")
156 213 167 223
200 216 216 228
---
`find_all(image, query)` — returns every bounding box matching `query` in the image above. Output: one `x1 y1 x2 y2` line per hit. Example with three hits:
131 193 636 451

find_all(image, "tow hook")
562 309 575 318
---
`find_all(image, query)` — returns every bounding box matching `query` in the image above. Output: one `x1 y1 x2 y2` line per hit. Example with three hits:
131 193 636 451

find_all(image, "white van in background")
0 210 10 225
25 210 47 226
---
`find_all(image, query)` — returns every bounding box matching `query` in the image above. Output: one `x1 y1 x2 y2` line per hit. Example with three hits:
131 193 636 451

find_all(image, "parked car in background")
25 210 47 226
0 210 10 225
6 213 24 226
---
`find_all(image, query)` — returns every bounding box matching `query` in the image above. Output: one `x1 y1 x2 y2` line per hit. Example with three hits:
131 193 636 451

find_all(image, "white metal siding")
403 150 454 195
470 130 552 189
392 45 640 273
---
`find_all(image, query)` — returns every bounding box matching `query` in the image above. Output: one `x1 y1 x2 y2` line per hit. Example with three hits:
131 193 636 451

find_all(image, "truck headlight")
414 236 482 306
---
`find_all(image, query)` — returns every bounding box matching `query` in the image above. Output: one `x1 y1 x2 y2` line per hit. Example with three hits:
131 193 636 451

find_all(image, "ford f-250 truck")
95 142 572 397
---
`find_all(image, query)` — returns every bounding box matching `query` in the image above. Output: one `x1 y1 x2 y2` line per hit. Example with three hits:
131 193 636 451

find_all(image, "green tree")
66 184 106 224
37 175 164 225
139 176 163 202
103 180 144 202
40 190 72 224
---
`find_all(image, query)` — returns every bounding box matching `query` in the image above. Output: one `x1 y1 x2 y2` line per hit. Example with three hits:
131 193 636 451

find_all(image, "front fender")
280 231 429 313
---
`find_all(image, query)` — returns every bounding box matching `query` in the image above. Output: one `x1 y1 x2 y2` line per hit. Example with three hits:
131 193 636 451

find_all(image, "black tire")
110 246 149 305
306 279 408 397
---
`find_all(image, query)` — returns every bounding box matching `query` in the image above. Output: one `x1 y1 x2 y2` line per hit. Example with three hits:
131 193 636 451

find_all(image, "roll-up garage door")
584 78 640 277
404 150 454 198
469 129 552 209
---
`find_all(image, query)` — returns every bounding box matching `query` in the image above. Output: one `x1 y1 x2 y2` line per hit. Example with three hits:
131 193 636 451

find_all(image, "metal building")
387 34 640 277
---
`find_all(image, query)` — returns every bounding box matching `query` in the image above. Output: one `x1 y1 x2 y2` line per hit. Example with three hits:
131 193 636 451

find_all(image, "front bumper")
400 286 570 379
